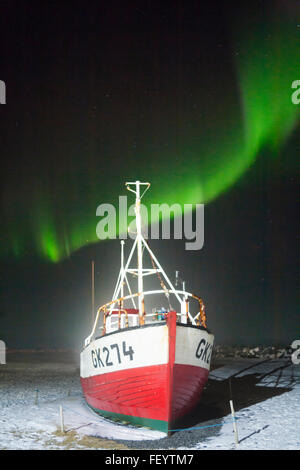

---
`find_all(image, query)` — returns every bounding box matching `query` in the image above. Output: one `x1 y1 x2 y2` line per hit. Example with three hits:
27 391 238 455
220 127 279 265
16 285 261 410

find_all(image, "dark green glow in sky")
2 8 299 263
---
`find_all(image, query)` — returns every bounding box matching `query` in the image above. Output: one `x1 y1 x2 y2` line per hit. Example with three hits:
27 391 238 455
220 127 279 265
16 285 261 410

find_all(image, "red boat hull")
80 363 209 432
80 312 213 433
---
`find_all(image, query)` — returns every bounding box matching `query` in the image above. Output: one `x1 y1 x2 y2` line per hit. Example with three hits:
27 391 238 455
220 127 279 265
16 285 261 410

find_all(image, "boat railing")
106 312 175 333
93 313 167 337
84 289 207 346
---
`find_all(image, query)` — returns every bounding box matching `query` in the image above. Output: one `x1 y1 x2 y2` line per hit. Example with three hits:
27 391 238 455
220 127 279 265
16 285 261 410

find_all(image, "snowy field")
0 350 299 450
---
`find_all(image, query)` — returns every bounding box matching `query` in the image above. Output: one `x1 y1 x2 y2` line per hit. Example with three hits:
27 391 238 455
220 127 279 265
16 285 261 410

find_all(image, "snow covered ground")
0 350 299 450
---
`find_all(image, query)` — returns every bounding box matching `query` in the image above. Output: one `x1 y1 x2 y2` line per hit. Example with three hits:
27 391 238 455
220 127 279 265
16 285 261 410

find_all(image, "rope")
169 417 240 432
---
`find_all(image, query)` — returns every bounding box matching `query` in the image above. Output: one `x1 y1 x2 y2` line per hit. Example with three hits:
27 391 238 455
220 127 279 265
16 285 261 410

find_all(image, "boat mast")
136 182 144 318
120 240 125 306
84 180 203 345
126 181 150 321
107 180 183 321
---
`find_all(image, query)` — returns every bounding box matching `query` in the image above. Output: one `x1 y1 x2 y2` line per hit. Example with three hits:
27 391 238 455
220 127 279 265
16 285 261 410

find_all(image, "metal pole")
92 260 95 327
59 405 65 433
230 399 239 447
135 181 144 321
35 389 38 406
120 241 125 306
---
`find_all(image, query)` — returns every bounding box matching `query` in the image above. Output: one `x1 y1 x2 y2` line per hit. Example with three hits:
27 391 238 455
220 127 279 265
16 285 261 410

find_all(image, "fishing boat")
80 181 214 434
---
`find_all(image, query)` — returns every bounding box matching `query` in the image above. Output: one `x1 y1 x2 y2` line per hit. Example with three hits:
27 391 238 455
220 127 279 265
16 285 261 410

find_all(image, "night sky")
0 0 299 349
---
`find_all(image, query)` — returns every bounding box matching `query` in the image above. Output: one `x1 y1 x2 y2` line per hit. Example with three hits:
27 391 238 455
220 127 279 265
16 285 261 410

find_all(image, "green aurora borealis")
2 6 299 263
